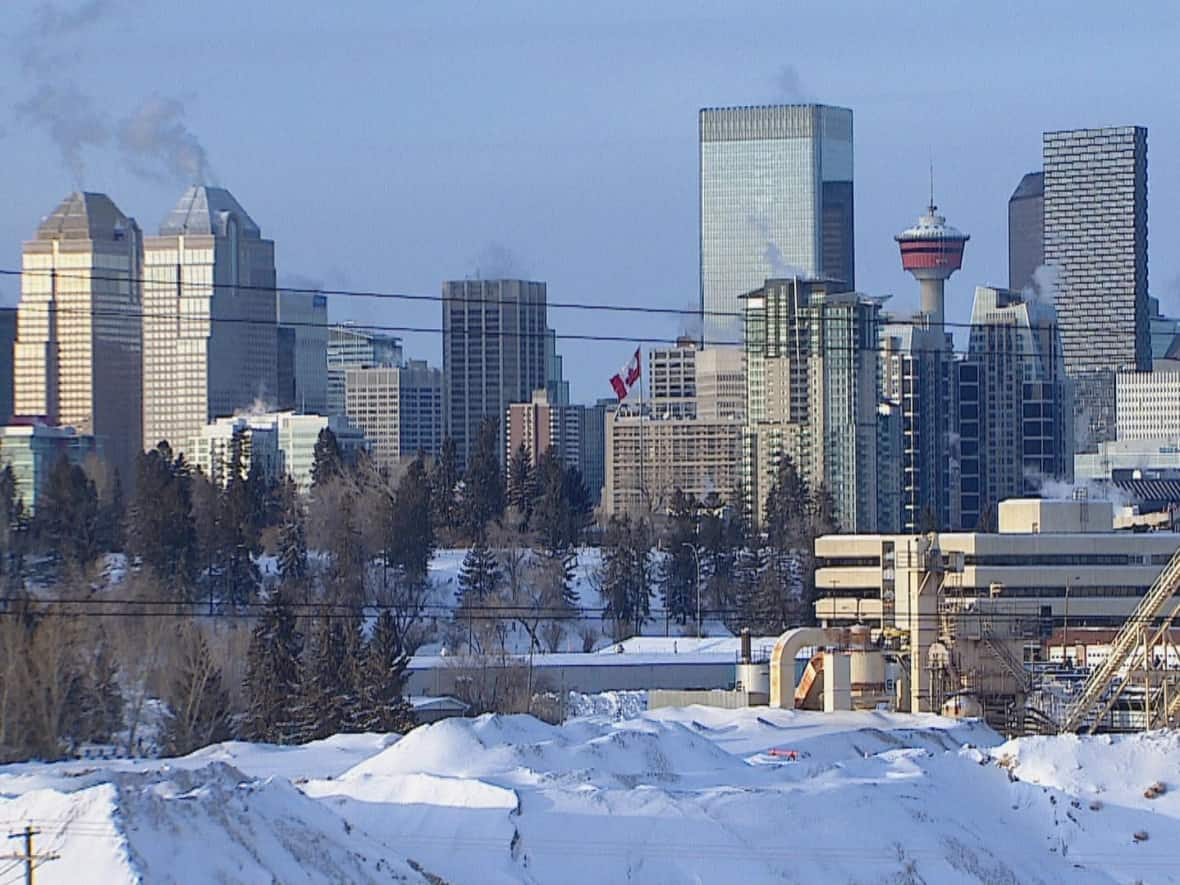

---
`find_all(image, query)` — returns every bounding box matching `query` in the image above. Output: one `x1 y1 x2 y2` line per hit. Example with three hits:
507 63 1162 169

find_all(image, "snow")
6 707 1180 882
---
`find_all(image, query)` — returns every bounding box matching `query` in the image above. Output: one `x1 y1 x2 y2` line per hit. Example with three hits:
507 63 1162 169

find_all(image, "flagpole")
638 345 646 516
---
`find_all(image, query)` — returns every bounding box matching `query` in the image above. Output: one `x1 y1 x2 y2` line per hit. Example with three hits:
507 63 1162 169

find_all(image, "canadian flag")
609 347 642 401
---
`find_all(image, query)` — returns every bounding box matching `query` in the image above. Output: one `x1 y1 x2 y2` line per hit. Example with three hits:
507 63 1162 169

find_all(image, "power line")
1 266 1034 331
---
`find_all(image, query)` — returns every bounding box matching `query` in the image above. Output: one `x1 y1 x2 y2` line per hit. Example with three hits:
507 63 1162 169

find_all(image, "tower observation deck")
895 204 969 331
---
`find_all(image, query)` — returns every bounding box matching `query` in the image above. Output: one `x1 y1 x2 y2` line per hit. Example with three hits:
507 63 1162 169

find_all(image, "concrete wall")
649 689 768 710
406 659 737 697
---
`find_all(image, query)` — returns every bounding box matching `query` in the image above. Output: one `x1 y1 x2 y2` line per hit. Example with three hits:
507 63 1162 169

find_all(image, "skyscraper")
1044 127 1148 450
1043 127 1148 375
0 308 17 424
442 278 548 467
142 186 277 456
743 278 882 532
326 325 403 417
699 104 854 345
957 286 1068 529
344 360 442 469
14 192 142 481
277 289 328 413
1008 171 1043 292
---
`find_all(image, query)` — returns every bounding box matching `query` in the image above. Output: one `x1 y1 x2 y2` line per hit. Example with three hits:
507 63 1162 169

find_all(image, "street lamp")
681 542 703 637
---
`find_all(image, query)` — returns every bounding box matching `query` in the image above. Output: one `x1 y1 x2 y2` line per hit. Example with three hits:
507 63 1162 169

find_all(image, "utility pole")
4 826 59 885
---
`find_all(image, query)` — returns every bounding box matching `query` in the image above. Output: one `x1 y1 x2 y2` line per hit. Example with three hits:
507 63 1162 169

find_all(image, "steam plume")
118 96 213 184
773 64 808 103
470 242 529 280
15 83 109 186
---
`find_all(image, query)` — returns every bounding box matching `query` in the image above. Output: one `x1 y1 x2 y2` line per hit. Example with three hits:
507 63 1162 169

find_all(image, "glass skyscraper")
699 104 854 345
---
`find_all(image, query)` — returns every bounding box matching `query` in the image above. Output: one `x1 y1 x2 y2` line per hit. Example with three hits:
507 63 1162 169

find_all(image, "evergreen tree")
359 609 415 734
730 544 767 633
126 444 198 597
311 427 345 489
463 418 505 540
75 638 124 744
430 436 461 533
763 453 810 554
658 488 698 627
387 455 435 583
456 540 502 604
276 480 309 586
162 626 231 756
36 455 100 570
299 611 365 741
0 465 27 590
242 589 303 743
215 429 262 609
598 514 652 639
506 442 536 528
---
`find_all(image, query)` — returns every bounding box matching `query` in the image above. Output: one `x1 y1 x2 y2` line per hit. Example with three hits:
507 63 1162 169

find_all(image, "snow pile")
567 690 647 720
7 710 1180 882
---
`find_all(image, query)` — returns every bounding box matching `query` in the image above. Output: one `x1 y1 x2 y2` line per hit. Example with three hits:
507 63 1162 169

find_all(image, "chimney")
740 628 751 664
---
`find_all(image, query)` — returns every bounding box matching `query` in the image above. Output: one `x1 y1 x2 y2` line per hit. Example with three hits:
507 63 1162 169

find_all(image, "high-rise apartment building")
14 192 142 480
743 278 882 531
0 308 16 424
142 187 277 457
956 286 1068 528
604 412 744 519
277 289 328 413
0 420 96 513
880 321 957 532
326 325 403 418
344 360 442 469
505 388 583 475
442 279 548 467
1115 371 1180 440
1008 172 1044 293
648 339 745 421
544 327 570 406
699 104 854 344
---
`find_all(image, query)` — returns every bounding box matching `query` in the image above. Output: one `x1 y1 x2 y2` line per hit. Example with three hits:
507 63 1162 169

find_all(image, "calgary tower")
895 200 969 331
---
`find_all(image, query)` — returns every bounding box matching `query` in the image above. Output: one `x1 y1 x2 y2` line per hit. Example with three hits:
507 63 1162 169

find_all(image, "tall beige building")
14 192 143 481
603 411 744 518
648 338 745 420
142 187 277 455
344 360 443 470
505 388 583 471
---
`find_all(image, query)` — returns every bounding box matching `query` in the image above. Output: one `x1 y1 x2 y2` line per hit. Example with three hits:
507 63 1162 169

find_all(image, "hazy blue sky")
1 1 1175 403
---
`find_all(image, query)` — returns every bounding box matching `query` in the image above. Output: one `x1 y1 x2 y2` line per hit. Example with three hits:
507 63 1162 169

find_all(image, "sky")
0 0 1176 404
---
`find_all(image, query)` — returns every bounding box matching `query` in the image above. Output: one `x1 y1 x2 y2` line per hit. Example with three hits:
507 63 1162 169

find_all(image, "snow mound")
0 761 430 884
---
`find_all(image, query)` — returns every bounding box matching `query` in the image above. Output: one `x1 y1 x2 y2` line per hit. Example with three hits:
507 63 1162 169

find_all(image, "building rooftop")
1010 171 1044 202
35 192 137 243
159 186 261 238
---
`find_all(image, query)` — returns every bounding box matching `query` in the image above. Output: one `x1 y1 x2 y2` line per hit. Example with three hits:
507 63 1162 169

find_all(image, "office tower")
580 397 616 506
743 278 882 532
604 412 744 519
506 389 584 474
277 289 328 413
142 187 277 457
1044 127 1148 449
1044 127 1148 374
956 286 1068 529
699 104 854 344
326 325 403 417
544 327 570 406
14 192 142 481
442 278 547 466
1115 370 1180 440
276 327 296 411
0 308 16 424
1008 172 1044 293
344 360 442 469
0 420 95 513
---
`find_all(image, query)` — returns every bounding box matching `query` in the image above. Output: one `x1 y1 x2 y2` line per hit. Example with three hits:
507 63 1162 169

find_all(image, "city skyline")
0 2 1176 404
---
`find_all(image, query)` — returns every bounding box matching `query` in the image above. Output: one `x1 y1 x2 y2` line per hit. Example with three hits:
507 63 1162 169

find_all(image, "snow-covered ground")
3 706 1179 883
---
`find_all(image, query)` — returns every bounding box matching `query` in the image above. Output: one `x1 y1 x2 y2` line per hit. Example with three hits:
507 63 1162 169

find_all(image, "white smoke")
1024 467 1133 508
773 64 808 103
1026 264 1058 308
470 242 529 280
748 212 806 280
677 299 703 344
15 83 109 185
118 96 214 184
